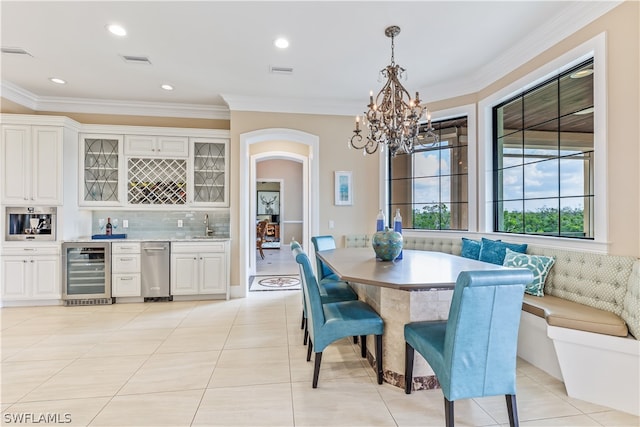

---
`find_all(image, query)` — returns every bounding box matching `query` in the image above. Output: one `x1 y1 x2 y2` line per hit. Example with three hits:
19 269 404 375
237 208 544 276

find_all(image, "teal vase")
372 227 403 261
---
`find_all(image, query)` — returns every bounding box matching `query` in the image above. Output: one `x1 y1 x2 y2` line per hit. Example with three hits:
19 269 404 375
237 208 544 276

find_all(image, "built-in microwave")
5 207 57 241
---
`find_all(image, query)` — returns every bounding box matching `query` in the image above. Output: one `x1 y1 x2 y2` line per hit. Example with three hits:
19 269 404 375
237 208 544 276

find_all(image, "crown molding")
221 94 362 117
1 1 621 119
1 81 39 110
470 1 621 93
1 80 230 120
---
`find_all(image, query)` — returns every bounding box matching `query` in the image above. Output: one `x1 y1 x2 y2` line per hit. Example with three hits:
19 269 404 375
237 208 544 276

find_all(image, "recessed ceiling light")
570 69 593 79
49 77 66 85
161 84 174 91
274 37 289 49
107 24 127 36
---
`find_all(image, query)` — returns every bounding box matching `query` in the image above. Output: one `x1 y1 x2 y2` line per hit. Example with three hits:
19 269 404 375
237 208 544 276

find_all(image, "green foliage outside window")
502 206 584 236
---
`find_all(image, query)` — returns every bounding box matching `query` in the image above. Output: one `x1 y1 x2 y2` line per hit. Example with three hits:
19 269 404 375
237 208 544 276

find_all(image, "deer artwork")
260 194 278 214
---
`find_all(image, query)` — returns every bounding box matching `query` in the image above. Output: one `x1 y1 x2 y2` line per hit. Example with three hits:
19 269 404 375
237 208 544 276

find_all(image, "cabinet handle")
120 257 134 261
30 260 35 263
193 257 197 260
23 248 36 251
121 277 134 281
23 260 27 263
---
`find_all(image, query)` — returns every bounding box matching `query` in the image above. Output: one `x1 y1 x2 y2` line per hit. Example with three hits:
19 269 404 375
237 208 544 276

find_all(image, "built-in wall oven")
6 207 56 241
62 242 112 305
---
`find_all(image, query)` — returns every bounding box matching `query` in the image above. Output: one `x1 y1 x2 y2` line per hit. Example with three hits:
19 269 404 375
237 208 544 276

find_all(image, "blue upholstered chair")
404 269 533 427
293 245 384 388
296 238 357 345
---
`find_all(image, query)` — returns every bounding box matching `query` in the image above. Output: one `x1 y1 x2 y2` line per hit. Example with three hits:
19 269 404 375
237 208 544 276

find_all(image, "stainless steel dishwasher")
141 242 171 300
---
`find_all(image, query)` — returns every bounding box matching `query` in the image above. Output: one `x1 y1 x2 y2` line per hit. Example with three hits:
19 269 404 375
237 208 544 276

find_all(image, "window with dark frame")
389 117 469 230
493 58 594 239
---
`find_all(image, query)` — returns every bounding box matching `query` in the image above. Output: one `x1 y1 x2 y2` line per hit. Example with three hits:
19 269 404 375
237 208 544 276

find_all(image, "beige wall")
478 1 639 256
1 2 637 290
228 111 381 286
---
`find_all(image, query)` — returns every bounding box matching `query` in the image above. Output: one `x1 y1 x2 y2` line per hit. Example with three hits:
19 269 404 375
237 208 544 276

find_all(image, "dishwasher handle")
143 246 168 251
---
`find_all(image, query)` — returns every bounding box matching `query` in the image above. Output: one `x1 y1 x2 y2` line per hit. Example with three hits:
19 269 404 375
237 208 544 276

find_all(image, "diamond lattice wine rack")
127 158 187 204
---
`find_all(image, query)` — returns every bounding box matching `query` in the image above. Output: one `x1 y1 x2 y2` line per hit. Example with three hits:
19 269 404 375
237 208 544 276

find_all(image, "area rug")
250 275 301 291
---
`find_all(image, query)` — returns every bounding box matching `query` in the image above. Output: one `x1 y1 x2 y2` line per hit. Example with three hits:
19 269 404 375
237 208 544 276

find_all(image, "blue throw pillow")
460 238 481 260
479 237 528 265
503 248 555 296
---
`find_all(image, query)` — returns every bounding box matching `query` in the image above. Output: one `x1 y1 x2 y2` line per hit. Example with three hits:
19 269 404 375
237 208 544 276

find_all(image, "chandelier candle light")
351 25 438 157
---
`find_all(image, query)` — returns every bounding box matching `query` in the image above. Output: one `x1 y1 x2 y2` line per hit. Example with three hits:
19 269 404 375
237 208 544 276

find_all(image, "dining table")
316 247 510 390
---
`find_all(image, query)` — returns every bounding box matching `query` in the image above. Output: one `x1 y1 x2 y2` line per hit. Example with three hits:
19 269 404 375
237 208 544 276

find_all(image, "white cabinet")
189 138 229 207
111 242 141 297
2 125 63 205
171 241 229 299
1 246 60 303
77 126 229 208
125 135 188 158
79 133 124 206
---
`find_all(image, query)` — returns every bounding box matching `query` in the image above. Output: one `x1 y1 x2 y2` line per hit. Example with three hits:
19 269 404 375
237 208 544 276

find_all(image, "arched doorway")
239 129 319 297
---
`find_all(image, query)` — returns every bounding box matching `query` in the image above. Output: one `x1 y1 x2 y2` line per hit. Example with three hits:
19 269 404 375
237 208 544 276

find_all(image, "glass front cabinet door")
189 138 229 207
79 134 124 206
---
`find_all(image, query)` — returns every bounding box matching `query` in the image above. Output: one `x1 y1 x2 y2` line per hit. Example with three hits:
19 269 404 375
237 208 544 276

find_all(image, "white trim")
417 1 621 104
221 94 361 117
478 32 608 249
239 128 319 298
0 81 229 120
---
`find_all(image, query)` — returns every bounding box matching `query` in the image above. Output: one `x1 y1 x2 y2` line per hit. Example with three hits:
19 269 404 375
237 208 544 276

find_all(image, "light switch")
122 219 129 228
329 220 335 229
178 220 183 228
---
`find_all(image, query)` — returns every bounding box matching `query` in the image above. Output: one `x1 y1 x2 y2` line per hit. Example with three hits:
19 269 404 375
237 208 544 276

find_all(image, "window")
389 117 469 230
493 59 594 239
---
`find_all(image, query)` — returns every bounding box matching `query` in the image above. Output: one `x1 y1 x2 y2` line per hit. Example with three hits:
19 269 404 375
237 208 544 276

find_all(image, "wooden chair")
256 219 268 259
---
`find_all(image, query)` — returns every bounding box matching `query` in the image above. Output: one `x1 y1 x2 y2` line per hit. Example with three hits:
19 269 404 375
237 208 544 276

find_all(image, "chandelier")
350 26 438 157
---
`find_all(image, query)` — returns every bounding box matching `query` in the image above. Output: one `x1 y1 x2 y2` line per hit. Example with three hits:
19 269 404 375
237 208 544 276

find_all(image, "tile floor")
256 244 299 276
2 290 639 427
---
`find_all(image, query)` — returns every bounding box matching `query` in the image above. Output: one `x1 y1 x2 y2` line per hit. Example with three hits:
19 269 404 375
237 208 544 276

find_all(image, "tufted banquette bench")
345 233 640 415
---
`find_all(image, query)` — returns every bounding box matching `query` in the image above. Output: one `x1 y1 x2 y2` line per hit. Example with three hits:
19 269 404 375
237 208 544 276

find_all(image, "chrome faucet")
204 214 213 236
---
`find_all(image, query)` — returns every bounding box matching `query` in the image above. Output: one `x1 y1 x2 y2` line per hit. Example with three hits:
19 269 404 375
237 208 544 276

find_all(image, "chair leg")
375 334 383 385
405 342 414 394
506 394 519 427
306 339 313 362
444 398 454 427
312 352 323 388
360 335 367 358
353 336 358 344
303 323 308 345
300 311 305 330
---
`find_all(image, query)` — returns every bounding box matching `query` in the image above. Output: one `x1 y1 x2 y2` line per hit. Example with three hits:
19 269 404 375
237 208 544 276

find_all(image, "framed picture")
334 171 353 206
257 191 280 215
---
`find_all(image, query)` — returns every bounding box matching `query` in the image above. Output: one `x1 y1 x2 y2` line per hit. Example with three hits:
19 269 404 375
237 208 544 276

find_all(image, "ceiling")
0 1 619 119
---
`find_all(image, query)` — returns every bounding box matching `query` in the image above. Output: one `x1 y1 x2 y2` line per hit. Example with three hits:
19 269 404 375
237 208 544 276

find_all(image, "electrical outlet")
329 220 335 229
178 220 183 228
122 219 129 228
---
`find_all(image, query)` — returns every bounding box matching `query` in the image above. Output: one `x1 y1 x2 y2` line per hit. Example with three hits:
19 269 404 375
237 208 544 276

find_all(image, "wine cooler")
62 242 112 305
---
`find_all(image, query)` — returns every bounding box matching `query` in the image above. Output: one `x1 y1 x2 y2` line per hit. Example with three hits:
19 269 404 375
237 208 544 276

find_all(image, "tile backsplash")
91 210 230 240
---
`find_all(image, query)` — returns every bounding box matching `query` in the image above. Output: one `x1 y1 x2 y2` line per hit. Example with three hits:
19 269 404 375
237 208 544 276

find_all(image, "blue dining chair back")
293 244 384 388
292 240 358 346
404 268 533 427
310 235 339 282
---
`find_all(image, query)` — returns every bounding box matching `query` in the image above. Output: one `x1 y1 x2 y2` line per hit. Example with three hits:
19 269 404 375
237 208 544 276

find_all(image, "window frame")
382 104 477 232
492 58 595 239
477 32 608 252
